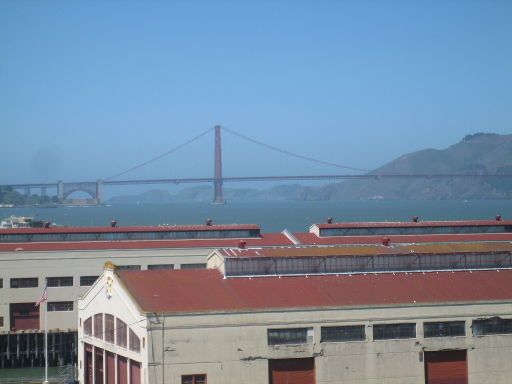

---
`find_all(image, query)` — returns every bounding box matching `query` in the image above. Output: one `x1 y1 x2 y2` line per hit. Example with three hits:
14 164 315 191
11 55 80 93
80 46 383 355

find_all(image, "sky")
1 0 511 188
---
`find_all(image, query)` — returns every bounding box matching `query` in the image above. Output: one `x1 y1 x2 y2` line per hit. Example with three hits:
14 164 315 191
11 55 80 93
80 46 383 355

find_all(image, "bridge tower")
212 125 224 204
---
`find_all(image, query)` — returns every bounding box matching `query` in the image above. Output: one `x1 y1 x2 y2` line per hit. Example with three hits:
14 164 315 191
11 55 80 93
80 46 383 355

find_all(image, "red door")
84 344 93 384
95 348 104 384
106 352 116 384
425 350 467 384
269 358 315 384
130 361 141 384
117 356 128 384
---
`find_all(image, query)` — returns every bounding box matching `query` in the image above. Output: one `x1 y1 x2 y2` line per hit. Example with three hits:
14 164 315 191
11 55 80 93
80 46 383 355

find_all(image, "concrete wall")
0 247 210 331
146 301 512 384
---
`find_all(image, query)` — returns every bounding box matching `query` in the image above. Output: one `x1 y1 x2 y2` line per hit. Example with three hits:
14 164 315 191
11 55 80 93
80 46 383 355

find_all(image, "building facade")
78 241 512 384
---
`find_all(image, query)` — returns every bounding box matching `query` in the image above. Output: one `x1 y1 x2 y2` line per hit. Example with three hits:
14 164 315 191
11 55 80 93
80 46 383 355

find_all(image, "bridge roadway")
103 173 512 185
3 173 512 204
4 172 512 189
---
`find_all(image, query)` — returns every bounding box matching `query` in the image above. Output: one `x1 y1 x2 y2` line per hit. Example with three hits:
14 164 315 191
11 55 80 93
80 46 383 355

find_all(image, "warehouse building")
78 241 512 384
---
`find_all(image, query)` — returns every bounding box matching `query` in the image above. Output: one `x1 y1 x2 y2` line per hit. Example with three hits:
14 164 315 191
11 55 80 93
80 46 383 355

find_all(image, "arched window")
105 314 115 343
116 318 127 348
94 314 103 340
84 317 92 336
129 328 140 352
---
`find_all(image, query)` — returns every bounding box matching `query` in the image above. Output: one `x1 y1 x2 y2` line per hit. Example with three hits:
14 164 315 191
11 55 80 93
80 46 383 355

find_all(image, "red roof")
117 269 512 314
0 233 291 252
0 223 260 235
2 232 512 252
313 220 512 229
294 232 512 245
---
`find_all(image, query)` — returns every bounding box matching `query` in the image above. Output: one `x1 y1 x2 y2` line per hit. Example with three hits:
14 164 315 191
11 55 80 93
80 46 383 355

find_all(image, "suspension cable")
105 126 215 180
222 126 369 172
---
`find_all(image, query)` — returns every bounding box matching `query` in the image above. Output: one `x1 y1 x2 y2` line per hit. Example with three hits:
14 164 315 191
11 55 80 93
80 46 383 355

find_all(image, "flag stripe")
35 285 48 307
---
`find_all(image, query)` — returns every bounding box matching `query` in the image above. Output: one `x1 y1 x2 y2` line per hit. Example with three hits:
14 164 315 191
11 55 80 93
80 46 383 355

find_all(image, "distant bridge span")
3 173 512 204
2 126 512 203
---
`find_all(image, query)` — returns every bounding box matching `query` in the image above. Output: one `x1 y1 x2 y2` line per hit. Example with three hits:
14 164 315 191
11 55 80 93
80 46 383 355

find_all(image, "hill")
332 133 512 199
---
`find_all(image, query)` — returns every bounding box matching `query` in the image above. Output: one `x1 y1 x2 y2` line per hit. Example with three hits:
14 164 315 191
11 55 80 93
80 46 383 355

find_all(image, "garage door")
269 358 315 384
117 356 128 384
130 361 141 384
425 350 467 384
10 303 39 330
106 352 116 384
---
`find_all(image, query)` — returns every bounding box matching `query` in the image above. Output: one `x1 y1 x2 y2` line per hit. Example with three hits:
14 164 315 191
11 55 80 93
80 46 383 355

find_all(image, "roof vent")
411 216 419 223
206 219 213 226
382 237 391 246
238 240 246 249
496 214 502 221
110 220 117 228
326 217 333 224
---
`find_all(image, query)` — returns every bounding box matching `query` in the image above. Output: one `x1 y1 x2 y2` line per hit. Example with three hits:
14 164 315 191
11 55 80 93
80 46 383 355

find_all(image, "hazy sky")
1 0 511 185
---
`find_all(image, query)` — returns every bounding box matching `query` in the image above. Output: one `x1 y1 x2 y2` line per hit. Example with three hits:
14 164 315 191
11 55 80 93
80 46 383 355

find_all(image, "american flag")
35 283 48 307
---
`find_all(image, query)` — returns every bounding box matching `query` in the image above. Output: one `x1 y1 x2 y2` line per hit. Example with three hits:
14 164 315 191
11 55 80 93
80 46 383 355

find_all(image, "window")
180 263 206 270
47 301 73 312
0 278 3 288
105 314 115 343
129 328 140 352
182 374 206 384
80 276 99 286
268 328 312 345
373 323 416 340
148 264 174 270
84 317 92 336
47 276 73 287
94 314 103 340
116 318 127 348
321 325 366 342
10 278 38 288
473 318 512 336
424 321 466 338
116 265 141 271
0 317 3 327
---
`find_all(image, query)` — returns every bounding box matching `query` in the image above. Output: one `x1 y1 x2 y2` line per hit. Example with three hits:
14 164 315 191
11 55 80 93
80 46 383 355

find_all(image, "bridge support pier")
41 187 47 197
96 180 103 205
212 125 225 204
24 186 30 197
57 181 64 201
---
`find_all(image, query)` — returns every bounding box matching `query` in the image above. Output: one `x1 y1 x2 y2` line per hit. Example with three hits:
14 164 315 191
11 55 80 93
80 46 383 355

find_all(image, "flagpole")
44 280 48 384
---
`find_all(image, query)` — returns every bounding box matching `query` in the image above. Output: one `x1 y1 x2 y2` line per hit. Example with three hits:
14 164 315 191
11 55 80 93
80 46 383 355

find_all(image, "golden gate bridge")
2 126 512 204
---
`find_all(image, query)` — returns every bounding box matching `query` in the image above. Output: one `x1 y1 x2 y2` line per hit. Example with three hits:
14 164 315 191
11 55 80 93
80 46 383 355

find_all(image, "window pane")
116 265 141 271
80 276 99 286
105 314 115 343
180 263 206 270
84 317 92 336
148 264 174 270
47 301 73 312
10 278 38 288
47 276 73 287
129 328 141 352
424 321 466 338
373 323 416 340
116 318 127 348
268 328 311 345
473 318 512 336
94 314 103 340
321 325 366 342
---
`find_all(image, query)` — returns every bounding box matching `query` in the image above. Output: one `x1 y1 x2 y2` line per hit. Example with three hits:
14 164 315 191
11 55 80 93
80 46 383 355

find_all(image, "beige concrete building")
77 242 512 384
2 219 512 370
